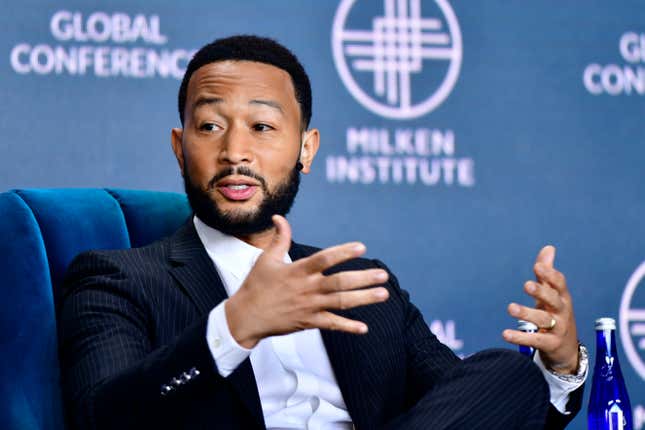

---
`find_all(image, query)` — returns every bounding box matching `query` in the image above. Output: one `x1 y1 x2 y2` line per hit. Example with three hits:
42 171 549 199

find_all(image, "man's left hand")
503 245 580 374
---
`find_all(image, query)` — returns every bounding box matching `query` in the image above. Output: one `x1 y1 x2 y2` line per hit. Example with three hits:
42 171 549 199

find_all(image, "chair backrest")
0 188 191 430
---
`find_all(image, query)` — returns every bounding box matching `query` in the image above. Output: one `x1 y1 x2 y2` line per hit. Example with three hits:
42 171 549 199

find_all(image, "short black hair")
178 35 312 129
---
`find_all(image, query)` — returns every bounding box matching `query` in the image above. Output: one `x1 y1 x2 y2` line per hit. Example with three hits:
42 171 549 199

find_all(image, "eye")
199 123 221 132
253 123 274 132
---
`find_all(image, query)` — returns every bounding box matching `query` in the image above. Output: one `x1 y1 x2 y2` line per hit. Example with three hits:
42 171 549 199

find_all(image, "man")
59 35 587 429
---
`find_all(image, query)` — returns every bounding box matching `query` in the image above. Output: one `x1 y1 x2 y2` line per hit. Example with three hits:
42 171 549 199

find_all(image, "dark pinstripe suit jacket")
59 221 581 429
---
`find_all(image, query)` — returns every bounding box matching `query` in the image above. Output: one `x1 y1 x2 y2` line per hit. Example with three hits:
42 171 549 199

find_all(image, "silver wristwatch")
548 343 588 383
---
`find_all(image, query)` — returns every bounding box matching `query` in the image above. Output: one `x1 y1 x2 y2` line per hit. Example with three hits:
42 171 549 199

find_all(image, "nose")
218 125 253 166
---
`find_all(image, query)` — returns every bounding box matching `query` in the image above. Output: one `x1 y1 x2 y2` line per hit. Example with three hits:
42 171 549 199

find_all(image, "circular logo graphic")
332 0 462 120
620 260 645 380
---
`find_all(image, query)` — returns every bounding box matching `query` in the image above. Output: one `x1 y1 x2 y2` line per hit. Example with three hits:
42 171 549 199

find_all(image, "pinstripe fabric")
58 221 581 429
383 349 551 429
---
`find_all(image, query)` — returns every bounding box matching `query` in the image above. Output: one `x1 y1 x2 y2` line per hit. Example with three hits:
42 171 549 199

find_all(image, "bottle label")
608 401 627 430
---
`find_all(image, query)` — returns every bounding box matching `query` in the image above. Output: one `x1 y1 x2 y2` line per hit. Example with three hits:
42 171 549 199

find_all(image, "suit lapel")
167 220 265 428
319 327 370 429
167 221 228 314
289 243 370 430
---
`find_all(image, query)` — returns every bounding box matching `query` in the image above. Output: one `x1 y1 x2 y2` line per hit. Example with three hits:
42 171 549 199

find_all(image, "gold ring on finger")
542 317 556 331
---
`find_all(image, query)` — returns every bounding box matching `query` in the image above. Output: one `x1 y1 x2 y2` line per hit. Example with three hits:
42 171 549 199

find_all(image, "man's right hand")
225 215 390 349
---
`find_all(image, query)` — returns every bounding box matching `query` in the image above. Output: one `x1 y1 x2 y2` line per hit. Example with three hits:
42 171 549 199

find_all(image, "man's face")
171 60 319 236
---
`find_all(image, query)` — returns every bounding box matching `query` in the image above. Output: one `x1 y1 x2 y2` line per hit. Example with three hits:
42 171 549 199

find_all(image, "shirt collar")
193 215 265 281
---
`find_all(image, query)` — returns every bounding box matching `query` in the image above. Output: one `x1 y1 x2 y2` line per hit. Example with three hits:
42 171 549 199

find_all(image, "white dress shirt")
194 216 586 427
195 217 352 430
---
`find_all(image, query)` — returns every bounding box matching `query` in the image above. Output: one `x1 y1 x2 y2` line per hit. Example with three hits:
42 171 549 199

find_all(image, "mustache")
207 166 268 190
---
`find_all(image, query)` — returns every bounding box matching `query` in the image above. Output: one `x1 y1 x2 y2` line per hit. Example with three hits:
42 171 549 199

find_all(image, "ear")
171 128 185 176
298 128 320 174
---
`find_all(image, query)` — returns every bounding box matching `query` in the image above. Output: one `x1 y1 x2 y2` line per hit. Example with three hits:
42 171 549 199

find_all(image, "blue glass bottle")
588 317 633 430
517 320 537 357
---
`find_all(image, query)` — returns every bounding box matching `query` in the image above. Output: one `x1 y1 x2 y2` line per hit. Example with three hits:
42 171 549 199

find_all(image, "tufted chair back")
0 189 191 429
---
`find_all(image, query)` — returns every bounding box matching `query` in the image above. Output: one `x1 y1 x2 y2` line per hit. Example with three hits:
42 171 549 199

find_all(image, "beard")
183 164 300 237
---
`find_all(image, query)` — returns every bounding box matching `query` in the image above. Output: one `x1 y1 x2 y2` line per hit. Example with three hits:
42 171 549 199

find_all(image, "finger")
319 269 388 293
533 265 569 296
298 242 366 274
502 329 559 351
321 287 389 310
534 245 555 274
265 215 292 259
311 311 369 334
507 303 556 329
524 281 563 311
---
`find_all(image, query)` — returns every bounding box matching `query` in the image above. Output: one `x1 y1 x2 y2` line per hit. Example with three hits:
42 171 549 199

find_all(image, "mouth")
215 177 260 201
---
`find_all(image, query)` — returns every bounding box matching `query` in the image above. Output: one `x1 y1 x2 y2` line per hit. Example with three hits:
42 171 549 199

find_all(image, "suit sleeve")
58 251 225 430
372 259 462 407
372 259 583 428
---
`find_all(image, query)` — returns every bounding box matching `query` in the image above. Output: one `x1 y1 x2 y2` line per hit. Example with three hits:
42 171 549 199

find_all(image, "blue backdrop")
2 1 644 428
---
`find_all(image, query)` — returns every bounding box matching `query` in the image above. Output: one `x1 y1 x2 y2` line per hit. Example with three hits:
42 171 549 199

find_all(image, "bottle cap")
594 317 616 330
518 320 538 331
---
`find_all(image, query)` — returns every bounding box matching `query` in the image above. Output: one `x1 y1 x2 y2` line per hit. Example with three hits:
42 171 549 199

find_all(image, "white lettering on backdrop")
326 127 475 187
583 32 645 96
10 10 194 79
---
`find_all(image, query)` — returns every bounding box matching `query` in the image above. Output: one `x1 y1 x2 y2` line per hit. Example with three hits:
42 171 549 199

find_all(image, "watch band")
548 343 588 383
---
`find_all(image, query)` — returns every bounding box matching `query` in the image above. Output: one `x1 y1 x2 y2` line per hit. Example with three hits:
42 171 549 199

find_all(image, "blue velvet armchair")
0 189 191 430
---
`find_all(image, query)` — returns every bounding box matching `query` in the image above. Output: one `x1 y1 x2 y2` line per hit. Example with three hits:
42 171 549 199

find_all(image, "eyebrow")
192 97 284 114
249 99 284 114
192 97 223 111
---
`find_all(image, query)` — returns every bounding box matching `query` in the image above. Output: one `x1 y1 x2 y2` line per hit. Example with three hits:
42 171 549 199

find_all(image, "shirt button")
213 337 221 348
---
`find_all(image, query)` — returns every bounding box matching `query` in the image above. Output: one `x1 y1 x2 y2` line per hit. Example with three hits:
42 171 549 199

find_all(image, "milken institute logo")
332 0 462 119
